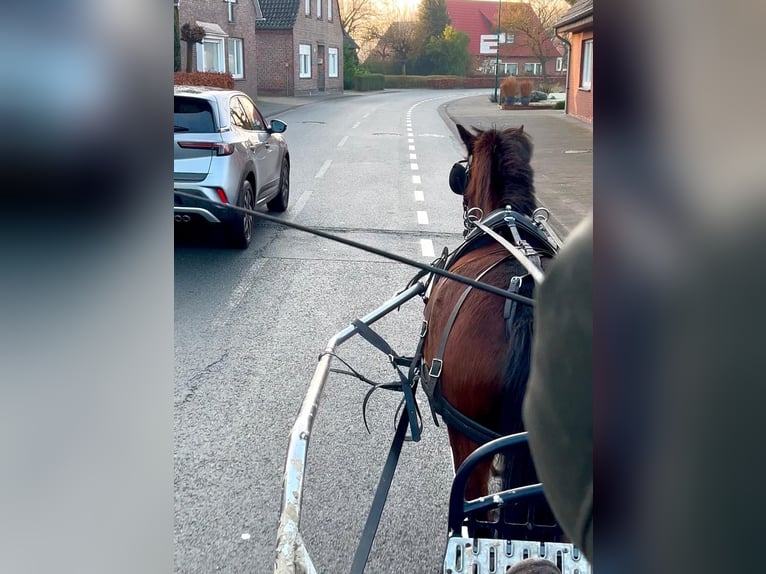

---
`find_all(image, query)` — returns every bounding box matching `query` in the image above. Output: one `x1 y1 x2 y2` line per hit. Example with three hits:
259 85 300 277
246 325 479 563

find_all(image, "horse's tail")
498 301 535 492
497 296 558 535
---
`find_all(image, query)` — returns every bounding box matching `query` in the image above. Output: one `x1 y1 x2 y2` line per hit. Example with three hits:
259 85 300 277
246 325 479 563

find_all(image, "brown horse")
423 124 558 538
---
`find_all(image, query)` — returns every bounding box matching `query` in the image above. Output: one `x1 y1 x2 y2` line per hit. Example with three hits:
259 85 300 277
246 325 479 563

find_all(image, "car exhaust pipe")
175 214 192 223
182 215 191 222
175 215 182 222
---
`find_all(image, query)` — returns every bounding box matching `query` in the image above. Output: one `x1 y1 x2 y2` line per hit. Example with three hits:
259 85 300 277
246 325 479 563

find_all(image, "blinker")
449 160 468 195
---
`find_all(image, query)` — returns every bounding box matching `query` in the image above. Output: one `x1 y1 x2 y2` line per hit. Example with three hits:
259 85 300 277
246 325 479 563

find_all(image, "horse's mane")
468 127 537 216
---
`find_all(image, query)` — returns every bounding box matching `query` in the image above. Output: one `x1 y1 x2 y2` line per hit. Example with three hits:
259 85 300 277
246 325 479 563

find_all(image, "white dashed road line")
409 145 415 151
337 135 348 148
408 138 414 144
420 239 435 257
409 153 417 160
410 163 419 171
315 159 332 179
412 175 421 184
417 211 429 225
414 190 424 202
352 121 360 129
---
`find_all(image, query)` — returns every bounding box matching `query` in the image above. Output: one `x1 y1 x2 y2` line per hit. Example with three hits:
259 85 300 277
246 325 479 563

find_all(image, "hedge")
174 72 234 89
381 75 563 91
354 73 385 91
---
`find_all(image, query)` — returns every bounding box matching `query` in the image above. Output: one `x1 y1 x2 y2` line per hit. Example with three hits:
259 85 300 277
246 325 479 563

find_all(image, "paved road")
174 89 592 573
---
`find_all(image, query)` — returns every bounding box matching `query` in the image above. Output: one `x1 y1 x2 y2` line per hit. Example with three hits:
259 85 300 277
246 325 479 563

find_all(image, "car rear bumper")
173 206 221 223
174 184 236 224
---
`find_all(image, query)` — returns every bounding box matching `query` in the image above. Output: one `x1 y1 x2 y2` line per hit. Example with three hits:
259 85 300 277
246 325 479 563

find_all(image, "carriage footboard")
274 282 426 574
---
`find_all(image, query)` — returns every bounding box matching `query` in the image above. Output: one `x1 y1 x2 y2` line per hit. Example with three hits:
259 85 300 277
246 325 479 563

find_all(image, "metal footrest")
443 537 591 574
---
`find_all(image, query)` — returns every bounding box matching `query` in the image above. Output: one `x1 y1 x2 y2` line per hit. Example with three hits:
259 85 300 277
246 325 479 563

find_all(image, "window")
196 37 225 73
239 96 264 130
580 39 592 89
524 62 542 75
228 38 243 79
328 0 332 20
305 0 310 16
556 56 563 72
299 44 312 78
504 33 514 44
328 47 338 78
226 0 237 22
316 0 321 18
174 97 216 133
503 62 518 76
230 97 251 130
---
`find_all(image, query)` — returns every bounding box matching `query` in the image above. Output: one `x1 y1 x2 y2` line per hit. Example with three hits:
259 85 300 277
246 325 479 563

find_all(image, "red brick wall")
177 0 259 97
291 0 344 95
254 31 295 96
566 29 593 123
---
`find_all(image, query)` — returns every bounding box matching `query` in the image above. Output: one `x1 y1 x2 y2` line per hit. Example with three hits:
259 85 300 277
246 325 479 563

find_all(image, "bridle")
449 155 483 237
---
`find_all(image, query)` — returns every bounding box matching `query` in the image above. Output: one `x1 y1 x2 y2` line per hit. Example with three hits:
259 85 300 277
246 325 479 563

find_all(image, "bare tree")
339 0 376 40
361 0 419 72
499 0 568 81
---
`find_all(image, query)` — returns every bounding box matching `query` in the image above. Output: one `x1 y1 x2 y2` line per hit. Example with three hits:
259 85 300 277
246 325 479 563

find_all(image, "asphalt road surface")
174 89 591 573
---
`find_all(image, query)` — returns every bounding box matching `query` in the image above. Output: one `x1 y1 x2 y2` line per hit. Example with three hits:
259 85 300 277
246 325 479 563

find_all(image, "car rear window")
174 97 216 133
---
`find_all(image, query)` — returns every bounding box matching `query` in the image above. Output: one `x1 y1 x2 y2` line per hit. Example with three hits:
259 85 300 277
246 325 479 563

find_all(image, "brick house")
255 0 344 96
555 0 592 123
445 0 565 83
176 0 265 97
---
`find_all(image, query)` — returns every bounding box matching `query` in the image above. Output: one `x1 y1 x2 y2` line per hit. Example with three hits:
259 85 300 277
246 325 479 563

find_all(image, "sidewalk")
442 95 592 235
255 91 366 119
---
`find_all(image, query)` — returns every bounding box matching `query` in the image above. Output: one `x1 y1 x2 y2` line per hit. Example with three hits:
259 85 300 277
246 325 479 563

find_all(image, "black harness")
417 207 559 446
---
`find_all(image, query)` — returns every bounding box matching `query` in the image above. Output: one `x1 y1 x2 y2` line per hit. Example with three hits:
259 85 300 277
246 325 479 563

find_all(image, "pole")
493 0 502 102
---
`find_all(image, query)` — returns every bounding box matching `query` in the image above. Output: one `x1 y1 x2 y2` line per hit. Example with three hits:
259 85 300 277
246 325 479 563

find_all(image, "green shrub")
355 73 385 91
554 100 565 110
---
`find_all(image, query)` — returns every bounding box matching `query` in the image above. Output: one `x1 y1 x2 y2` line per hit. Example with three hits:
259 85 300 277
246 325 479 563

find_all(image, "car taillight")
177 141 234 156
215 188 229 203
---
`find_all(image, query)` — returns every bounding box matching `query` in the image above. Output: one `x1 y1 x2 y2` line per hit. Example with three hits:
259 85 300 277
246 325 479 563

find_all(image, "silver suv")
174 86 290 249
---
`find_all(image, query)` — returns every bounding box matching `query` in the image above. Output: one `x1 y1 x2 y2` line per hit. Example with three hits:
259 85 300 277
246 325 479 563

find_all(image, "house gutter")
554 30 571 114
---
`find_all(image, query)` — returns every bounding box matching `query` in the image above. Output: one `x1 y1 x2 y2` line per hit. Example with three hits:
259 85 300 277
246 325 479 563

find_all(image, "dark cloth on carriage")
523 213 593 562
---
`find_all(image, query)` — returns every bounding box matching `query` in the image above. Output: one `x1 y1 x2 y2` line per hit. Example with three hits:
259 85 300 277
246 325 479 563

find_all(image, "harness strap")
441 398 501 445
503 275 525 340
351 319 421 441
422 255 512 440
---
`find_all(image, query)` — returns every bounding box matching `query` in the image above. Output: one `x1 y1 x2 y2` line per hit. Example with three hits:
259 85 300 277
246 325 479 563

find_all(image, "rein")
174 190 534 306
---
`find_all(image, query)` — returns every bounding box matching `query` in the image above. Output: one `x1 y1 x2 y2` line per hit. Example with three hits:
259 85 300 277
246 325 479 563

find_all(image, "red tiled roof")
445 0 561 58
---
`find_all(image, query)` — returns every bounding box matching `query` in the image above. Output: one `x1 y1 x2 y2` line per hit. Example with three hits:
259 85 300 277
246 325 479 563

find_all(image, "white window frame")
503 62 518 76
228 38 244 79
524 62 542 75
196 36 226 73
580 39 592 89
504 33 514 44
556 56 563 72
226 0 237 23
299 44 312 78
305 0 310 16
316 0 322 18
327 0 332 20
328 47 338 78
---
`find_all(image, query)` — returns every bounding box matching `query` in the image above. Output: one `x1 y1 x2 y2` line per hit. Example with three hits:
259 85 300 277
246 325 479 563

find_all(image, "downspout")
554 30 571 114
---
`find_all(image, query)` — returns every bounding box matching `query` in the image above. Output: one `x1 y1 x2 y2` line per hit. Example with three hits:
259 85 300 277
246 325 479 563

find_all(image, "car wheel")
267 157 289 212
228 179 254 249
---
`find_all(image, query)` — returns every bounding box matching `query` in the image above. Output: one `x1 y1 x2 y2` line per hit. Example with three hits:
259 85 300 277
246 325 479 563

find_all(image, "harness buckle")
429 358 443 379
419 320 428 338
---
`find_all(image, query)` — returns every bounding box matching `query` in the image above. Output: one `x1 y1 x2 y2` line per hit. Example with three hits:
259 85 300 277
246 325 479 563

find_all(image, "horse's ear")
456 124 475 154
519 124 524 132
